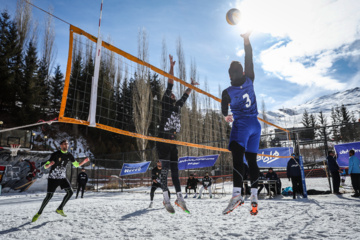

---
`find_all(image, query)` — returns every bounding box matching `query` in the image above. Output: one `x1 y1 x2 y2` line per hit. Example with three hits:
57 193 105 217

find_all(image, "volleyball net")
59 25 291 158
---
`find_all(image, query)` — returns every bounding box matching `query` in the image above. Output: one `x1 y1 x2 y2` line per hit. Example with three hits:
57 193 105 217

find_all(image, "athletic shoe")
163 201 175 214
32 213 41 222
250 195 258 216
197 196 201 199
222 195 244 215
175 199 190 213
55 209 67 217
149 202 153 208
193 195 197 198
351 193 360 197
184 195 188 199
210 195 213 199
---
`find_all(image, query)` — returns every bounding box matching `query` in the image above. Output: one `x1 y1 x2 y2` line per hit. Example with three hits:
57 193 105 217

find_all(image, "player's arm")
176 78 199 108
72 157 90 168
241 31 254 81
221 89 233 122
168 54 175 85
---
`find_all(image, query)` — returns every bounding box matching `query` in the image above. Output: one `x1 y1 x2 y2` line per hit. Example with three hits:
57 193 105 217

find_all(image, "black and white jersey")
48 150 75 179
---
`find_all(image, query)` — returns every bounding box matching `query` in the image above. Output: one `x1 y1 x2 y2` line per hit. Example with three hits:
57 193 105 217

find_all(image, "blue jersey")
226 77 258 119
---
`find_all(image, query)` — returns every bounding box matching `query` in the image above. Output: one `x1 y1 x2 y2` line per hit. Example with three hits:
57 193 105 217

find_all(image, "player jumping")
32 140 89 222
221 31 261 216
156 54 198 214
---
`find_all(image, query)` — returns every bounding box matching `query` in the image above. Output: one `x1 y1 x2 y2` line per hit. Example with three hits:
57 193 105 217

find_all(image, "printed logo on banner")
334 142 360 167
254 147 293 168
120 161 151 176
178 155 219 170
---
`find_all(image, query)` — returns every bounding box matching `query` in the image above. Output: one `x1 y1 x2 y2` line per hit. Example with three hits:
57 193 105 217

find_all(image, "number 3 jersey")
224 77 258 120
48 150 75 179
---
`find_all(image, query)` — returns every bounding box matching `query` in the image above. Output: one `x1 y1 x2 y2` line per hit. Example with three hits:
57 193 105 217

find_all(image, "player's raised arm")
241 31 254 81
176 78 199 107
168 54 175 85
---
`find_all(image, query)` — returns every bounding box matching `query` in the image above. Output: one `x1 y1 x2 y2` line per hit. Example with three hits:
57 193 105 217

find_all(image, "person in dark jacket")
198 172 213 199
265 168 281 195
76 167 88 199
287 153 303 199
327 150 343 194
149 161 170 208
184 174 199 198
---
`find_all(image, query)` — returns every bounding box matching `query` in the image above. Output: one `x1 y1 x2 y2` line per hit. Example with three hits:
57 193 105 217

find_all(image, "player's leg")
80 183 85 198
32 179 57 222
246 119 261 216
170 146 190 213
156 142 175 213
56 179 73 216
222 141 245 215
76 184 81 199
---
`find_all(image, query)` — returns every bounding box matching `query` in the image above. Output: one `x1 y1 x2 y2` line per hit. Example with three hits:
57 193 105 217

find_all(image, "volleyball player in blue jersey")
221 31 261 215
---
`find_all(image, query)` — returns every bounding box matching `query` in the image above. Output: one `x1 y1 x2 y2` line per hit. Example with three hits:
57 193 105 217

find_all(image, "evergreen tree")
302 110 311 127
18 40 39 123
340 104 350 124
50 65 64 114
37 56 50 116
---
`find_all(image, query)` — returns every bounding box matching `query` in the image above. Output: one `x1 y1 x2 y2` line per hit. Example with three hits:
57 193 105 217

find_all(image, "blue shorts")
228 117 261 153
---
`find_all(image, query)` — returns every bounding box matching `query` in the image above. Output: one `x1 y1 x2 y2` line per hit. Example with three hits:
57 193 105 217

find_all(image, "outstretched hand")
190 78 199 86
169 54 176 68
240 31 252 39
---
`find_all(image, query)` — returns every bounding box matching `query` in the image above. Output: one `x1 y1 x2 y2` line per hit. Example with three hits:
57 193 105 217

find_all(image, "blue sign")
120 161 151 176
178 155 219 170
334 142 360 167
254 147 293 168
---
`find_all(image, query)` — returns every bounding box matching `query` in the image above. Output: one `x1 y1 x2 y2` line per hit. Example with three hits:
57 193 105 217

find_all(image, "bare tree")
16 0 32 49
42 6 56 76
160 36 168 86
133 28 153 159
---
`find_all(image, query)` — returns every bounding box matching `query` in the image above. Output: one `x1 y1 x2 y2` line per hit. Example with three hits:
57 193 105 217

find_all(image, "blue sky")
1 0 359 111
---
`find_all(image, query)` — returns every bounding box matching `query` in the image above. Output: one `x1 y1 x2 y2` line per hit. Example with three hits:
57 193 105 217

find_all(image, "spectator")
198 172 213 199
76 167 88 199
287 153 303 199
149 161 170 208
348 150 360 198
184 174 199 198
327 150 343 194
265 167 281 196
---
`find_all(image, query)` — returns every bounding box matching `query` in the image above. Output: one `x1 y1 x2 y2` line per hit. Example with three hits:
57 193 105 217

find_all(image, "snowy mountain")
260 87 360 128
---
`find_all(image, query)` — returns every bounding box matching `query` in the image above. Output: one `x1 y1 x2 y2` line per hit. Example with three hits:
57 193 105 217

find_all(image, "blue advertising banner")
254 147 293 168
178 155 219 170
334 142 360 167
120 161 151 176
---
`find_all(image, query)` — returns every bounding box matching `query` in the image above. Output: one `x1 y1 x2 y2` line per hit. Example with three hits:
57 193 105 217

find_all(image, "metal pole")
296 133 308 198
323 126 332 193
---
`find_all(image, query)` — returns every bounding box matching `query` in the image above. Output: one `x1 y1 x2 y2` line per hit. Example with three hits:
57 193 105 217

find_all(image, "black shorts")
156 142 178 162
47 178 71 193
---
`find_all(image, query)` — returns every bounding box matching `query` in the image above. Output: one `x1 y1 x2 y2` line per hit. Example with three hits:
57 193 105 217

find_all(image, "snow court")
1 191 360 240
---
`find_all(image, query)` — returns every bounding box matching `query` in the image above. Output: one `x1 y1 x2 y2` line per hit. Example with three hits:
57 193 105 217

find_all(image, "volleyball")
226 8 241 25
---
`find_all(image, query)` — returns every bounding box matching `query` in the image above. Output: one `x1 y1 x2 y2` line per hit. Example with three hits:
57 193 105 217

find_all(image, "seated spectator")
265 168 281 195
184 174 199 198
198 172 213 199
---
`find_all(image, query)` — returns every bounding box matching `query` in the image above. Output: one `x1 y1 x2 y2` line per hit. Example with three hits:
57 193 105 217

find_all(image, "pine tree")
50 65 64 114
340 104 350 124
302 110 311 127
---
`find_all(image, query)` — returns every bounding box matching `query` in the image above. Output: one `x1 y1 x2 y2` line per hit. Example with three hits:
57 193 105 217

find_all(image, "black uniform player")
32 140 89 222
76 167 88 199
156 54 198 214
184 174 199 198
149 161 170 208
198 172 213 199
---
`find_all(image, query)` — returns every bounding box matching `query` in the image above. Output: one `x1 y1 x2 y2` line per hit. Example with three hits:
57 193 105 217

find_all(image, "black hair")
228 61 243 82
349 149 355 155
60 139 68 145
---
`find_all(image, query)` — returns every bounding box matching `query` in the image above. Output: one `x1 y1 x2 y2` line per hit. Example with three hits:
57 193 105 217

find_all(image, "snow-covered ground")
0 177 359 240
